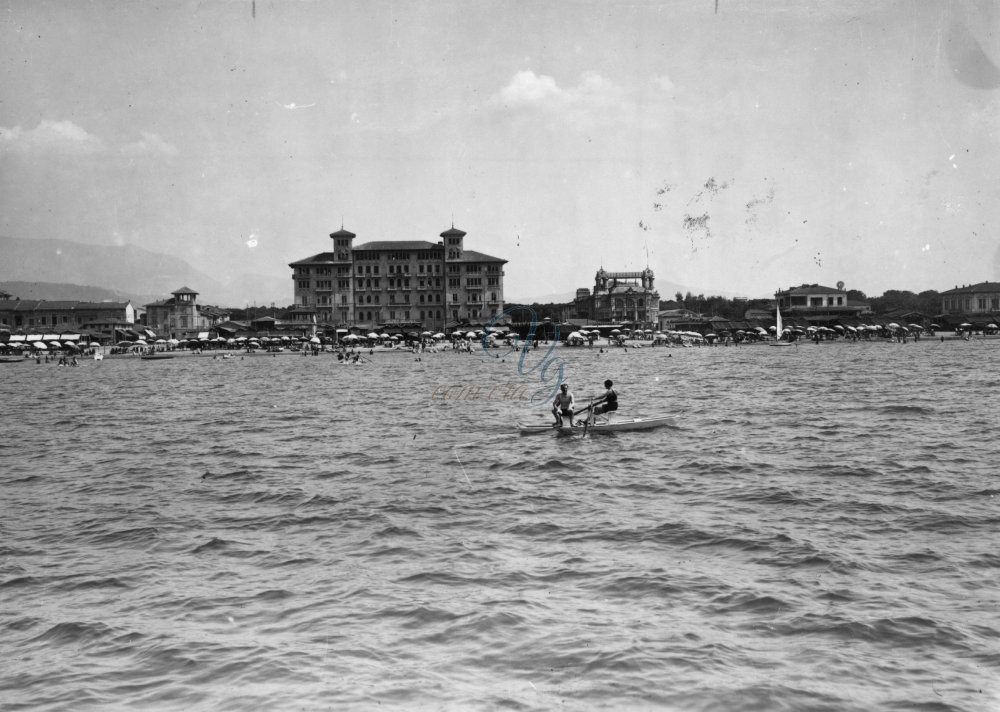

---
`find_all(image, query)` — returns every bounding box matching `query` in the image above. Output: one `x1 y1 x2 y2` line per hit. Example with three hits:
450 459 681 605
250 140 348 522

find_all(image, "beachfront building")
144 287 230 340
939 282 1000 316
657 308 702 332
0 298 135 333
289 226 507 333
571 268 660 328
774 284 865 320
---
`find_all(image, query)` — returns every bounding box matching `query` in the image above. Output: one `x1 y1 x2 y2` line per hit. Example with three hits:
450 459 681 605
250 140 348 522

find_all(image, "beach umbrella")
310 336 322 344
33 341 47 349
433 333 444 339
367 332 379 339
48 340 61 347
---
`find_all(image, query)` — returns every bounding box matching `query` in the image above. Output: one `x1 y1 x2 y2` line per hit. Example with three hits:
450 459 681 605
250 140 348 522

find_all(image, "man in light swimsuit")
551 383 575 427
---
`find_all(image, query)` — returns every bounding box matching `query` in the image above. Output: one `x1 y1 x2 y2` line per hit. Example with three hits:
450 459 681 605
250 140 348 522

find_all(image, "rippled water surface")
2 341 999 711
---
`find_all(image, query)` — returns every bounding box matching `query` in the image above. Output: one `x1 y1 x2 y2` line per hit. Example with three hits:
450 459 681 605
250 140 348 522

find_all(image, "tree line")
668 289 943 319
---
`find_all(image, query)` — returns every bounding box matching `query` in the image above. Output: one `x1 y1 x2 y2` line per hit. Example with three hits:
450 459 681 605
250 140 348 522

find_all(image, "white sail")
776 305 783 337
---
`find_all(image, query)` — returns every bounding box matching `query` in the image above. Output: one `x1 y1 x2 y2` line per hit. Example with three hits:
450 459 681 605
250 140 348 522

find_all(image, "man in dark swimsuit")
579 380 618 424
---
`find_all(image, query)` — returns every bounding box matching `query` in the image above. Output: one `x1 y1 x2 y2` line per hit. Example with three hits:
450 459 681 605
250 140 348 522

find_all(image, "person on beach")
578 380 618 425
551 383 575 427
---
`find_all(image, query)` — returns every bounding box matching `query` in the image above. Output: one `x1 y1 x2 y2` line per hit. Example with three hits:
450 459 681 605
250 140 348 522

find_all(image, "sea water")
2 340 998 711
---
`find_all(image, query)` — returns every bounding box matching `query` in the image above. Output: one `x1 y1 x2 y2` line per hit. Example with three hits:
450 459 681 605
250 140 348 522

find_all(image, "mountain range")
1 234 732 310
0 235 291 307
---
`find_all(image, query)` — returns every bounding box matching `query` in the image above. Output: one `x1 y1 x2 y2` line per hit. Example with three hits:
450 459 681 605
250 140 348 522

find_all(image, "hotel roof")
940 281 1000 295
290 244 506 265
778 284 845 295
355 240 442 251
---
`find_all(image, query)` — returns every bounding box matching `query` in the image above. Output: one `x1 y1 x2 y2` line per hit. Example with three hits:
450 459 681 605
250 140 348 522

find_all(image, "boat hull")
516 416 676 435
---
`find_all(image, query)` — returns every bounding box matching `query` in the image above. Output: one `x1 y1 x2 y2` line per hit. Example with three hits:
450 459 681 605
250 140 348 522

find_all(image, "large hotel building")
289 226 507 332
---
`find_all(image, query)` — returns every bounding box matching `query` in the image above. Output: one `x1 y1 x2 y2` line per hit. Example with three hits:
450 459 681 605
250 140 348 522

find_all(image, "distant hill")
0 234 224 300
0 235 291 307
0 280 158 305
221 272 293 308
508 291 579 305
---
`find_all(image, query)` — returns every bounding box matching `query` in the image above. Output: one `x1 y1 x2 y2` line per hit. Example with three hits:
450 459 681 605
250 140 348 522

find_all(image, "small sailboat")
771 304 793 347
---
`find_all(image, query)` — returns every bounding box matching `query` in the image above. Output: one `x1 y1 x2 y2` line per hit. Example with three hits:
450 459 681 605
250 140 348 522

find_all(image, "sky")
2 0 999 303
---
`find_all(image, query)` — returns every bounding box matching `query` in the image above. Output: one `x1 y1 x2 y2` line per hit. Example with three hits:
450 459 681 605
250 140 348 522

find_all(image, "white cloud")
496 70 562 106
652 74 676 96
0 120 104 155
494 70 625 111
121 131 178 158
492 70 673 133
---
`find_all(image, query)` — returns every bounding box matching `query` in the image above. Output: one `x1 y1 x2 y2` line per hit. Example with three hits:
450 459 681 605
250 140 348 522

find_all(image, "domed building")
572 267 660 327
